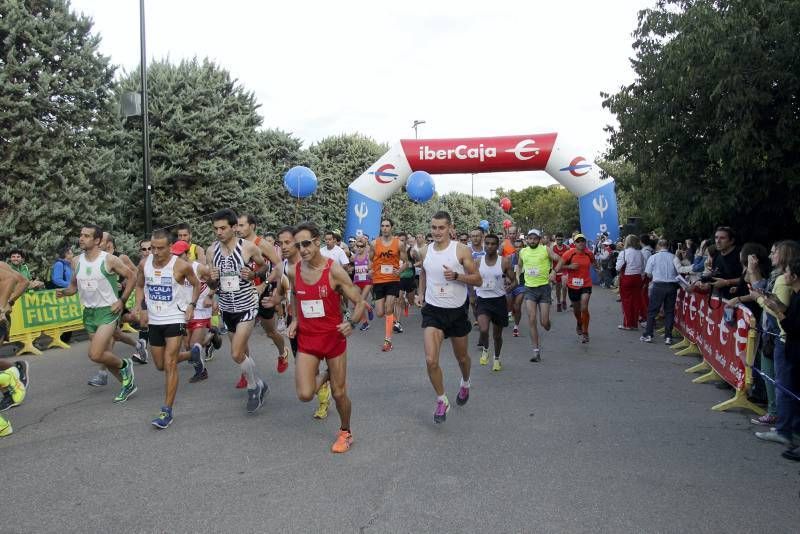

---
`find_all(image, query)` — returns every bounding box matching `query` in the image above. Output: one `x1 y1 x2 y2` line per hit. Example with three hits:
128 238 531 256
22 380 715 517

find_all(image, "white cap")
527 229 541 237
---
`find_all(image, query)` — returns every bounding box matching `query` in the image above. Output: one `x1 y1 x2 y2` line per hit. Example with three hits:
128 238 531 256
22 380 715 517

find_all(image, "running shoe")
754 429 793 446
581 333 590 344
14 361 29 388
492 359 502 372
151 406 173 429
331 429 353 453
120 358 134 388
277 347 290 374
359 322 370 332
189 368 208 383
0 392 13 412
530 348 541 362
479 347 489 366
0 416 11 437
456 386 470 406
204 343 215 362
314 382 330 420
751 414 777 426
132 339 148 364
512 326 519 337
664 337 673 345
210 328 223 350
88 371 108 387
433 397 451 424
393 321 404 334
366 303 374 321
640 335 653 343
382 338 393 352
113 382 137 403
235 373 247 389
189 344 205 378
246 380 268 413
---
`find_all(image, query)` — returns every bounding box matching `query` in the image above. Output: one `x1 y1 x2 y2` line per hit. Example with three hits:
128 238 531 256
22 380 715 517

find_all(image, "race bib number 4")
380 264 394 275
300 299 325 318
571 277 584 287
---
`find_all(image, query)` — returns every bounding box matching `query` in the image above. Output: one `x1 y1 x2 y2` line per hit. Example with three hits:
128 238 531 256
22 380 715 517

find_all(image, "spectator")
703 226 742 300
639 234 656 322
47 242 74 289
616 234 645 330
640 239 685 344
692 238 712 273
7 249 44 290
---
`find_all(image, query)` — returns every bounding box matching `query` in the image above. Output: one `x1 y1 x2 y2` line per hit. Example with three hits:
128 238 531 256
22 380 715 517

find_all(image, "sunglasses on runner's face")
294 239 315 250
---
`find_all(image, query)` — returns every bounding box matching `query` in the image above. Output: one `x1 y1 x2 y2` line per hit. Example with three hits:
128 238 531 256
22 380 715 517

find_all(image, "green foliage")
0 0 122 274
602 0 800 241
492 186 579 235
383 191 509 237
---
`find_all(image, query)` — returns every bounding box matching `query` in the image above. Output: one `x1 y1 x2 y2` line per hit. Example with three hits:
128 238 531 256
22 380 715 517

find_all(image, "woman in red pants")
616 234 645 329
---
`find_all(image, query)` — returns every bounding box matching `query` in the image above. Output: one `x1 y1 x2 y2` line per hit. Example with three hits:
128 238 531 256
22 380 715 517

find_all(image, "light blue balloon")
406 170 435 203
479 220 489 231
284 166 318 199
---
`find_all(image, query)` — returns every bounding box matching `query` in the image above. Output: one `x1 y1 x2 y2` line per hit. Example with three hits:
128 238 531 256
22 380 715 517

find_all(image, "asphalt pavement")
1 288 798 533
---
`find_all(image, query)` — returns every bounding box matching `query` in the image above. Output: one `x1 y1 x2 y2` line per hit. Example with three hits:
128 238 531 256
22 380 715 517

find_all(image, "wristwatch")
348 319 359 329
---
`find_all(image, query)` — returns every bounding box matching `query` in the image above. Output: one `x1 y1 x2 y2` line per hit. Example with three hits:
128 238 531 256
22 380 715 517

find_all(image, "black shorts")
421 301 471 339
476 296 509 327
257 283 278 320
399 277 416 293
567 287 593 302
222 308 258 333
373 281 400 300
148 323 186 347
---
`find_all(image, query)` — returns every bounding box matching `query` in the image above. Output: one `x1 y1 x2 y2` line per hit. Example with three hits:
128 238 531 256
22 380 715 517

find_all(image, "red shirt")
561 248 595 289
294 258 346 358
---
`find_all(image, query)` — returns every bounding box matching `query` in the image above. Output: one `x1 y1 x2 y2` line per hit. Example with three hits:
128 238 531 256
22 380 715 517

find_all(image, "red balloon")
500 197 512 212
502 219 512 229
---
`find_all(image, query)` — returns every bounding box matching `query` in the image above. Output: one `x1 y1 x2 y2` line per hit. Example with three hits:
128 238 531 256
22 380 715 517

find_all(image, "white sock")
460 378 470 388
240 356 258 389
494 355 500 360
437 394 447 403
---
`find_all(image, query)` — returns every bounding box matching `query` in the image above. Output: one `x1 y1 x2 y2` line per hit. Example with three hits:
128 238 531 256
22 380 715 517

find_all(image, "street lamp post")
412 120 426 139
139 0 152 235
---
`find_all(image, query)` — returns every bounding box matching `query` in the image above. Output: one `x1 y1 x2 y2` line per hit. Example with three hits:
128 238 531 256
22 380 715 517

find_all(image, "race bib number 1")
300 299 325 318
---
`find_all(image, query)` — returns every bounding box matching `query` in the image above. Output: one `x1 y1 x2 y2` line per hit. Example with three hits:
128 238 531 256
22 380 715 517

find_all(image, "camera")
699 274 715 284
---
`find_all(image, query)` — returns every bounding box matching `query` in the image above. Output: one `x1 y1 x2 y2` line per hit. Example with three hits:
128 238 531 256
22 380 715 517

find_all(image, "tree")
0 0 122 273
602 0 800 242
493 186 579 235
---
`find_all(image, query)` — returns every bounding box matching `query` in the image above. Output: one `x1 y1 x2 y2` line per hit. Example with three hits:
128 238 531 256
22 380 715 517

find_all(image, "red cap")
170 240 190 255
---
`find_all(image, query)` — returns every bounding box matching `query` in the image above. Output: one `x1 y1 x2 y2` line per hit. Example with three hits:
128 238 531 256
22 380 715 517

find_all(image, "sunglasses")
294 239 315 250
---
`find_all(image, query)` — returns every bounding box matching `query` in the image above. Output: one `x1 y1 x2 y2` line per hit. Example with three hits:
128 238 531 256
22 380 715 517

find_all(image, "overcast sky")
69 0 651 198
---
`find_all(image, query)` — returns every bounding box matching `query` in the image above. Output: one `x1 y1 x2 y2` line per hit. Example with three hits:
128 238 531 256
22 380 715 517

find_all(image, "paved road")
2 289 798 533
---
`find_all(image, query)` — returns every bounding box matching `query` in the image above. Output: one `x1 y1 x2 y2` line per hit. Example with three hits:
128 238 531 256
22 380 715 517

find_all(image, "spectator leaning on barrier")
48 242 74 289
699 226 741 300
640 239 691 344
7 249 44 290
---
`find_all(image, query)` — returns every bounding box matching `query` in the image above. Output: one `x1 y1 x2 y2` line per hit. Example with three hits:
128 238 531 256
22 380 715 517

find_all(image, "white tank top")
423 241 467 308
186 261 212 320
475 255 505 298
76 251 119 309
144 255 187 325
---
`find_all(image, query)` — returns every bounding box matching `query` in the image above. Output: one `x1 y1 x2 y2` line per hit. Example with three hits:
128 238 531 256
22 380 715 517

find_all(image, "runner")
284 222 366 452
56 224 137 402
415 211 482 423
371 218 408 352
468 226 487 326
237 214 288 378
134 230 204 428
506 237 526 337
0 364 25 437
476 234 515 371
396 233 416 325
272 225 330 419
0 262 28 435
554 233 596 343
171 240 219 376
0 260 27 344
351 235 374 331
175 223 206 264
551 233 571 312
206 209 269 414
519 229 564 362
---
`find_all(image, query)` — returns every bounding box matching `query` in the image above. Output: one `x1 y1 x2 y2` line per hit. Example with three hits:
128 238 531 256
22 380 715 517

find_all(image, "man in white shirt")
321 231 350 268
641 239 691 344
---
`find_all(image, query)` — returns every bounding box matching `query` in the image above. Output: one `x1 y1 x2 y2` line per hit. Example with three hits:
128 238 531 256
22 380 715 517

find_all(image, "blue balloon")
406 170 435 203
284 166 318 199
479 220 489 231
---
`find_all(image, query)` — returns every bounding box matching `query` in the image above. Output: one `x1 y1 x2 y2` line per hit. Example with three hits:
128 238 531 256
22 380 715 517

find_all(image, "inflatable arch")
344 134 619 244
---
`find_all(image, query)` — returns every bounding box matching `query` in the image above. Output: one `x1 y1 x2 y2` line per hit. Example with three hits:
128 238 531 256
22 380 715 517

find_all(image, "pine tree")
0 0 121 273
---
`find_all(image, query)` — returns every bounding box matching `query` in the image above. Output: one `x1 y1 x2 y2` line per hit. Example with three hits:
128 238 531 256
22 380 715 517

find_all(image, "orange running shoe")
331 429 353 453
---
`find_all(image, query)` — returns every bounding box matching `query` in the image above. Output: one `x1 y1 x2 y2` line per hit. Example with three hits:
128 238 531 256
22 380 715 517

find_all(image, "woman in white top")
616 234 646 329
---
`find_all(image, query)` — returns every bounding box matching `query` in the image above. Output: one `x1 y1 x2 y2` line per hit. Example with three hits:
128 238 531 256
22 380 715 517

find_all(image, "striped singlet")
213 239 257 313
